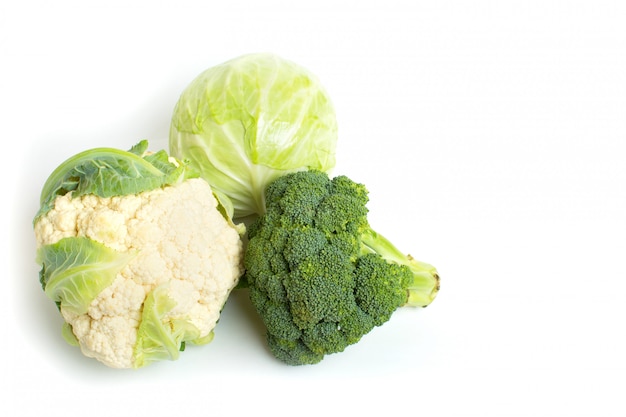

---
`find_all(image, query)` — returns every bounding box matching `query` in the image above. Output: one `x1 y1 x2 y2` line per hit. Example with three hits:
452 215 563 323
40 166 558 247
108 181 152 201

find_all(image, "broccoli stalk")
360 228 440 307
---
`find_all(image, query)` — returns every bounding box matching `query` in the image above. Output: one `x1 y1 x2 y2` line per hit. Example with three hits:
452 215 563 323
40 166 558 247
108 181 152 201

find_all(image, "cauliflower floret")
34 178 244 369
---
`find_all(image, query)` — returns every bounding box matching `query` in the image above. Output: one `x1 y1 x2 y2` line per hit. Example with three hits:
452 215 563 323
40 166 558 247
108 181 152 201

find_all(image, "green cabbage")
169 53 338 218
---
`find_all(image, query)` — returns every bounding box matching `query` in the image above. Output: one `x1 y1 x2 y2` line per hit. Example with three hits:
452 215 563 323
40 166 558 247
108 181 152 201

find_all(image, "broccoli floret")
243 170 440 365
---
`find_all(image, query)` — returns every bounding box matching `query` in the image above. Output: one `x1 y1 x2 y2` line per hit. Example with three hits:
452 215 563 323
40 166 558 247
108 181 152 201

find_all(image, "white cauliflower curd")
34 141 245 369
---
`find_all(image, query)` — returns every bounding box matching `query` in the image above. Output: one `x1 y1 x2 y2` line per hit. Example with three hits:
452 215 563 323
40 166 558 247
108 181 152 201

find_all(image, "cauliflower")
34 141 244 369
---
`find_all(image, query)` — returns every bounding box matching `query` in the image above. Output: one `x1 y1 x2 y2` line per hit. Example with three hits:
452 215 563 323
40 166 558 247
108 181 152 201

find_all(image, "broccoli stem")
360 228 440 308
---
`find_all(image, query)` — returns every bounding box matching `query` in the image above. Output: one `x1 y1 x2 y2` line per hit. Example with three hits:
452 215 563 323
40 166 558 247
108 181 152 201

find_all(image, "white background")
2 1 625 416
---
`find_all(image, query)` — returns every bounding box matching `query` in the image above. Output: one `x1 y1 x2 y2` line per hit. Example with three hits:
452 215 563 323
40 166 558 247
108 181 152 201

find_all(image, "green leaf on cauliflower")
34 139 198 222
132 285 206 369
37 237 136 315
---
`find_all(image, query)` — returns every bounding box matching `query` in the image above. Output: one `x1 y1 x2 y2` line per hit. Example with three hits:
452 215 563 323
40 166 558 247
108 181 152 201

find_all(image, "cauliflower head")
34 141 244 369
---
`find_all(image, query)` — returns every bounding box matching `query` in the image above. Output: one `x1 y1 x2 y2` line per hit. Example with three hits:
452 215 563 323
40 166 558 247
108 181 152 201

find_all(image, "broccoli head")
244 170 439 365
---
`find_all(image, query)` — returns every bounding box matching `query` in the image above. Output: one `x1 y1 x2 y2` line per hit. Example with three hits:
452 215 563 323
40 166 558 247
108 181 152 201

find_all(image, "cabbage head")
169 53 338 218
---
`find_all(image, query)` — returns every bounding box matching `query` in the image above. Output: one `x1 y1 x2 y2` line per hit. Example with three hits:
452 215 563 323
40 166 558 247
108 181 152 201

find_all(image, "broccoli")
243 170 439 365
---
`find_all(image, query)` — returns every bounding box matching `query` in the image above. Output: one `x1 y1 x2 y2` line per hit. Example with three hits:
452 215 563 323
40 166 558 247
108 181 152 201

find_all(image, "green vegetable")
243 170 440 365
169 53 338 218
